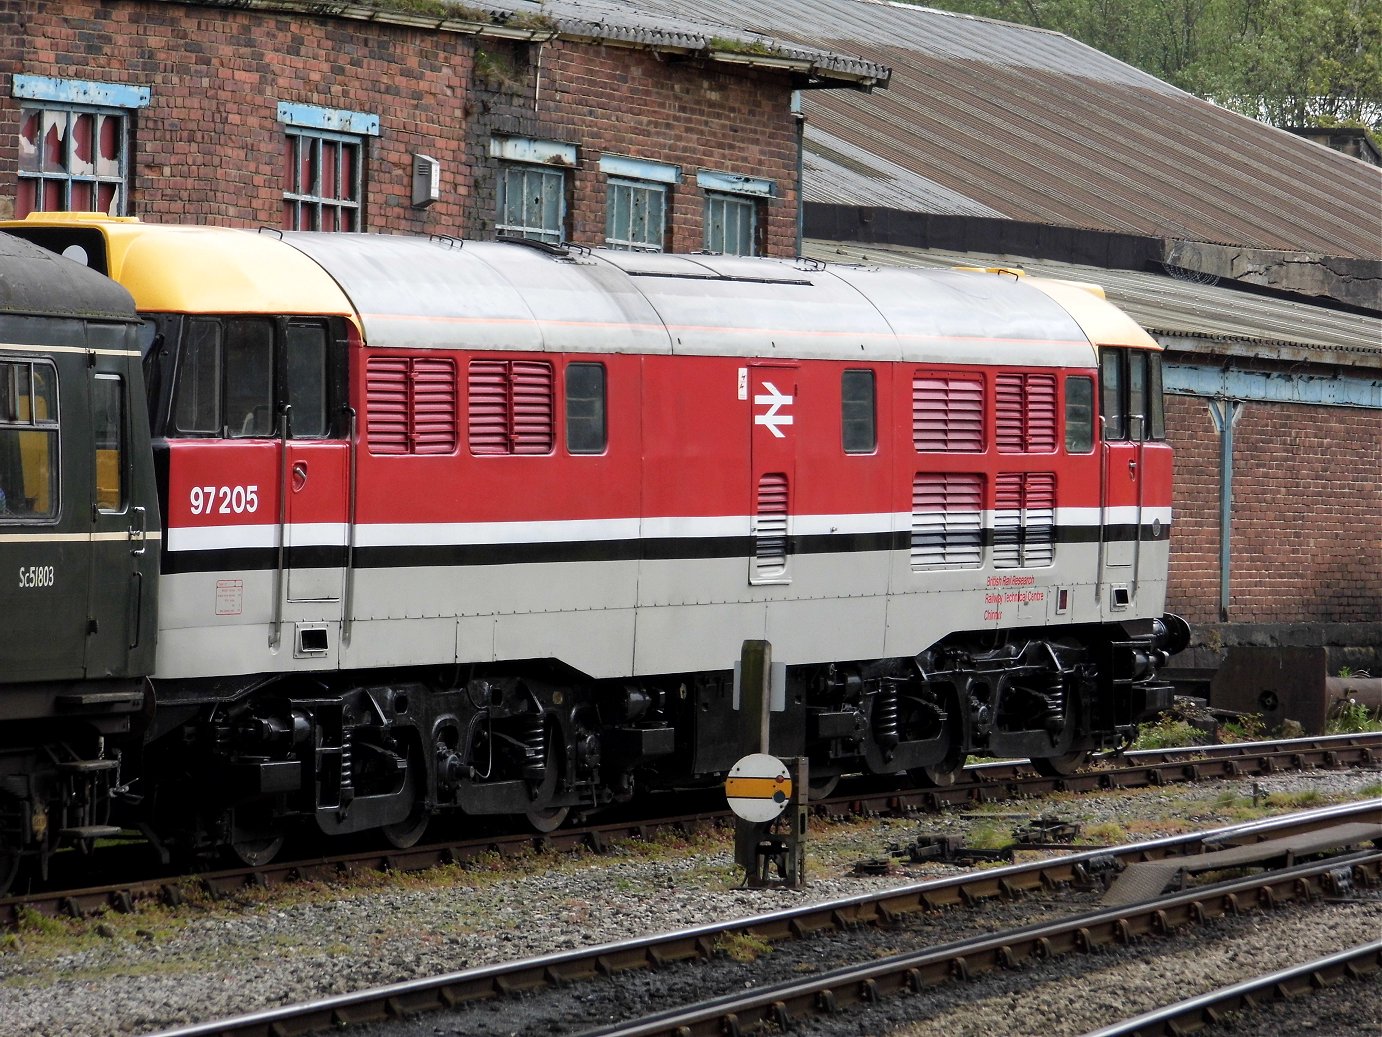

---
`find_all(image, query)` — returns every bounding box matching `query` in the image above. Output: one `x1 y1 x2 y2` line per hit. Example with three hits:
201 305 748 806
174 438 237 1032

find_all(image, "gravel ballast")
1 768 1377 1037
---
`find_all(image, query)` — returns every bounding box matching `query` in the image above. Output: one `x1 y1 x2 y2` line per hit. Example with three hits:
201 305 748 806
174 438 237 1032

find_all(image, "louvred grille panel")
911 472 983 568
410 358 457 454
365 357 410 455
914 375 984 452
996 373 1057 453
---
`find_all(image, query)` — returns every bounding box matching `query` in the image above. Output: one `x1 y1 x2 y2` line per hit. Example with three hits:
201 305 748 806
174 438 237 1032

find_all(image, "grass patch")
1131 715 1210 750
1327 699 1382 734
713 931 773 963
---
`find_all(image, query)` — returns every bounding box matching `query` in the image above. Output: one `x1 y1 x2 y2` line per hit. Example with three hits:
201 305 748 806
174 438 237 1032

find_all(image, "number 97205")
189 484 260 516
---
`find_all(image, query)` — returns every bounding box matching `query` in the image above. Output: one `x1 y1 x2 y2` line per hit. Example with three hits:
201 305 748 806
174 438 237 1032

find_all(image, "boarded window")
911 472 983 568
469 359 554 456
995 372 1058 453
366 356 457 455
913 374 984 452
18 104 129 218
993 472 1056 568
753 472 789 580
606 179 666 251
283 128 364 232
497 164 565 243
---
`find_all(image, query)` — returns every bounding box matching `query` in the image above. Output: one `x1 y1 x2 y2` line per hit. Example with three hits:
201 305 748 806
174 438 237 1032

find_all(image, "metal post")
734 640 772 880
1208 399 1244 622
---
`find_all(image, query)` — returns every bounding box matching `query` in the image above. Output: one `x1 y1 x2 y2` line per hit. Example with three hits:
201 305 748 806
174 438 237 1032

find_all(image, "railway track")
140 799 1381 1037
1083 940 1382 1037
3 731 1377 929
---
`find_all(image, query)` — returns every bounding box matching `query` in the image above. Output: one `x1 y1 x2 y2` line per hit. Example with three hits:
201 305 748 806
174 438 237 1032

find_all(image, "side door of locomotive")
746 362 798 586
277 320 349 653
85 342 160 678
1097 347 1145 610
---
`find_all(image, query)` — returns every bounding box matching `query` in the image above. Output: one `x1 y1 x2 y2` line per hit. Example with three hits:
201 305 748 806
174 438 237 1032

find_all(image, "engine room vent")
913 374 984 453
753 472 789 581
993 471 1056 568
911 472 983 568
996 372 1057 453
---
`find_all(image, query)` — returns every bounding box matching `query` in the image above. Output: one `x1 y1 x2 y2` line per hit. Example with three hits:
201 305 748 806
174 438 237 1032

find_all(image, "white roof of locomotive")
281 233 1106 366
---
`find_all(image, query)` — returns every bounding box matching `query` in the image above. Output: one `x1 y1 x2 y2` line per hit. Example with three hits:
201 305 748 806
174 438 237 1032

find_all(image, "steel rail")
134 803 1379 1037
3 732 1378 928
1080 939 1382 1037
571 853 1382 1037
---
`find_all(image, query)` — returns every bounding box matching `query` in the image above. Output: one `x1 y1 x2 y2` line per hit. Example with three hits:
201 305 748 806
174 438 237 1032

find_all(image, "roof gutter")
145 0 560 41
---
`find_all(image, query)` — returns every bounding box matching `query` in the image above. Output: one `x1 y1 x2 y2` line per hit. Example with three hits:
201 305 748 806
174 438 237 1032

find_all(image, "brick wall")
2 1 472 233
1166 393 1382 627
2 3 802 252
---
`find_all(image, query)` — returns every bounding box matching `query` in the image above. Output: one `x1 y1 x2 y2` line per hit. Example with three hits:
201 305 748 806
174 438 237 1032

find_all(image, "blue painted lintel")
1164 360 1382 409
277 102 380 137
12 74 150 109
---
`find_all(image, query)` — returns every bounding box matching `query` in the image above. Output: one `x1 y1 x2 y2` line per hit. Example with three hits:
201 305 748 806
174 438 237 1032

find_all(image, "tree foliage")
918 0 1382 131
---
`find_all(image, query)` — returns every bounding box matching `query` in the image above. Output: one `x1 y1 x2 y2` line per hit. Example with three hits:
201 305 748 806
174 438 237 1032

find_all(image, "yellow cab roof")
3 213 354 317
957 265 1159 351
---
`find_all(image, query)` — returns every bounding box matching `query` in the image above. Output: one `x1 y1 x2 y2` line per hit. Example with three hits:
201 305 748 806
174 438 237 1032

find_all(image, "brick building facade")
1 0 880 253
1166 393 1381 644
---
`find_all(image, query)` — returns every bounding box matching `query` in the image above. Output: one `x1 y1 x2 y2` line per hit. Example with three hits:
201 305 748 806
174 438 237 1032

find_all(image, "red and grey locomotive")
0 214 1187 885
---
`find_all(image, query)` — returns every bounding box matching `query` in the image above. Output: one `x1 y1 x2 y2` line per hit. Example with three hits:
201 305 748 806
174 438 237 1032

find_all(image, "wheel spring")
874 681 901 749
519 714 548 775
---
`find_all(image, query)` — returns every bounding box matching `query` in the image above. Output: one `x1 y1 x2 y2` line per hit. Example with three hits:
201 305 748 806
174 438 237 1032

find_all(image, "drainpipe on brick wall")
792 90 804 257
1208 398 1245 621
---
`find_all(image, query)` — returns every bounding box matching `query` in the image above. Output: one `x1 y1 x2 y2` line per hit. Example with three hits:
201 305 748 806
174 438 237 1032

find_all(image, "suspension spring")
518 713 548 773
873 681 901 749
339 727 354 802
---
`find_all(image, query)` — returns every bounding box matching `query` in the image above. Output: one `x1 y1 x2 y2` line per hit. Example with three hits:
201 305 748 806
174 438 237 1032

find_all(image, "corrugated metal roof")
802 238 1382 369
658 0 1382 261
477 0 889 84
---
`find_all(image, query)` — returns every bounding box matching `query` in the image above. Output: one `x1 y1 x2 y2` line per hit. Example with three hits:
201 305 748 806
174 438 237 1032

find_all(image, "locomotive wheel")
525 804 570 833
229 834 285 867
808 773 841 800
910 759 966 788
1030 751 1091 777
381 808 430 850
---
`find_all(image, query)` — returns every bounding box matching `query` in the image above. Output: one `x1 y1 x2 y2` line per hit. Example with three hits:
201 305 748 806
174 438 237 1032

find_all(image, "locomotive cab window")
841 369 876 454
0 359 59 522
565 363 606 454
167 316 339 439
1099 349 1165 443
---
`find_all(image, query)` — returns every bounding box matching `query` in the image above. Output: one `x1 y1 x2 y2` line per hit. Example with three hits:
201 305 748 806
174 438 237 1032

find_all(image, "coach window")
13 75 150 218
566 363 606 454
1065 376 1095 453
1100 349 1127 441
92 375 125 512
278 103 378 232
0 360 59 521
841 369 876 453
698 171 773 257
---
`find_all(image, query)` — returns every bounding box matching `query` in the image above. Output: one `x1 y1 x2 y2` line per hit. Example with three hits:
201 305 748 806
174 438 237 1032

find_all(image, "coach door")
1098 348 1144 608
86 347 159 679
747 363 797 585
